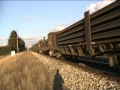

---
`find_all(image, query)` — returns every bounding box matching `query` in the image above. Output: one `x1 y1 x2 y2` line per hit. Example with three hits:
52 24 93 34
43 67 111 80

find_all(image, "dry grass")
0 56 4 59
0 52 53 90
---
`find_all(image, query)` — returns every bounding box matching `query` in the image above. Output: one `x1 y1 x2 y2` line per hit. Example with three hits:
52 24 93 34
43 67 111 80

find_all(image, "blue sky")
0 0 111 47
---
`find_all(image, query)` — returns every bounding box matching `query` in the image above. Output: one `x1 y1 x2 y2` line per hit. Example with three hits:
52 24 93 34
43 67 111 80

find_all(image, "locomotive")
38 1 120 69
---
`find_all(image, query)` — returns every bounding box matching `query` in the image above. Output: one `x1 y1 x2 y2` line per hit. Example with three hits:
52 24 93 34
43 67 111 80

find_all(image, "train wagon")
56 1 120 68
48 32 62 58
39 37 49 54
39 32 62 58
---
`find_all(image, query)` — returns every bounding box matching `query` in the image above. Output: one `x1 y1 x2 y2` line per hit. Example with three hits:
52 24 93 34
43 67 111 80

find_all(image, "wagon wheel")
108 55 115 67
109 55 120 69
114 55 120 69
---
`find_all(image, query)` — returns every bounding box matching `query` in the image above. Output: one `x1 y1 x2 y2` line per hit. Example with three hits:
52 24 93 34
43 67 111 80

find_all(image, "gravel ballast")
31 52 120 90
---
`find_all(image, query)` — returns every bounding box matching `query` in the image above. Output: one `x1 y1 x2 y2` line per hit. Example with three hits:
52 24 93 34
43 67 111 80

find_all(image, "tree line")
0 30 26 55
30 42 39 52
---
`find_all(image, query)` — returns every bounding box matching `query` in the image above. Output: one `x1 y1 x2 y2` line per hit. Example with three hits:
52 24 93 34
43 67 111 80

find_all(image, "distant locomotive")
38 1 120 69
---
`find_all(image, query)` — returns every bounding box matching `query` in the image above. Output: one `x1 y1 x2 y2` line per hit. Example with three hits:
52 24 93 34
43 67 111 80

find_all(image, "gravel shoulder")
31 51 120 90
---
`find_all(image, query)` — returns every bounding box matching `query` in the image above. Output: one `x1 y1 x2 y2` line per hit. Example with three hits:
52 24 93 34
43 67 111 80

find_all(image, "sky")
0 0 115 48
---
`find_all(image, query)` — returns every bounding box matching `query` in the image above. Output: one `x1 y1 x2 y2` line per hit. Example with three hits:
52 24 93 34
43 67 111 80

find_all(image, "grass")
0 51 53 90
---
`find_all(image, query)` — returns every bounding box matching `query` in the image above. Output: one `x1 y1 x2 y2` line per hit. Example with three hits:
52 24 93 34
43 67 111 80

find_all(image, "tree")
8 30 26 52
18 38 26 52
8 30 17 52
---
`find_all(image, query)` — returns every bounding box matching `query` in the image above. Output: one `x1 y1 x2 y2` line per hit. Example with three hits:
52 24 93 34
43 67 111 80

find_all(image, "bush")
0 45 11 55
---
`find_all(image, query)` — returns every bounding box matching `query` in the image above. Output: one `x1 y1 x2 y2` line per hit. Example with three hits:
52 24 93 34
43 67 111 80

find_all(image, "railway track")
83 60 120 76
40 53 120 77
67 57 120 76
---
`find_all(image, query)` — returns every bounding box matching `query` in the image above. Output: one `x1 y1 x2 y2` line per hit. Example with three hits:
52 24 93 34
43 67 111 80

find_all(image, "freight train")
37 1 120 69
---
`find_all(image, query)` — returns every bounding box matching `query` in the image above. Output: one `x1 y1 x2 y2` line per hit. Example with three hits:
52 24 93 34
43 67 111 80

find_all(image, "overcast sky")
0 0 115 48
